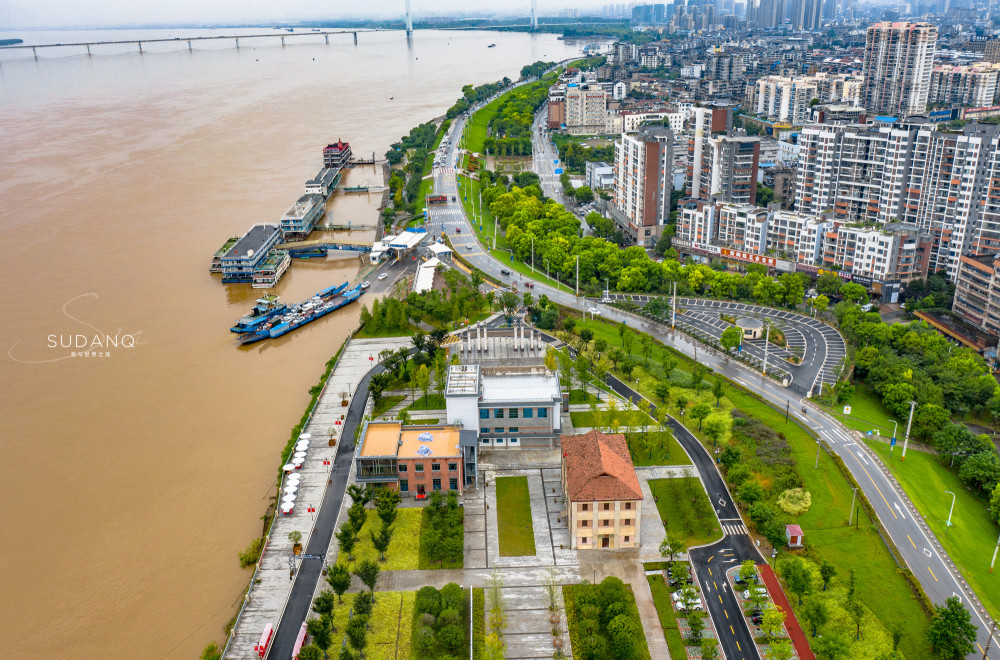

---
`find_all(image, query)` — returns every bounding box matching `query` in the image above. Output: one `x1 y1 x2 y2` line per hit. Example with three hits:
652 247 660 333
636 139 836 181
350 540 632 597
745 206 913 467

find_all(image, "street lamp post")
889 418 898 452
531 238 535 274
575 255 580 298
992 528 1000 573
815 436 822 469
901 400 917 461
945 490 956 530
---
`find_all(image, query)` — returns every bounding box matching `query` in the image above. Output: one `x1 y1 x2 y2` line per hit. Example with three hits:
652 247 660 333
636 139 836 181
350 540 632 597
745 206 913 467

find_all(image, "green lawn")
494 476 536 556
868 440 1000 620
650 477 722 548
464 97 503 153
819 381 897 435
407 393 445 411
373 394 406 418
323 591 414 660
411 418 440 425
570 409 653 429
568 389 600 404
648 574 697 659
565 315 931 658
335 509 422 571
472 588 485 660
626 430 692 467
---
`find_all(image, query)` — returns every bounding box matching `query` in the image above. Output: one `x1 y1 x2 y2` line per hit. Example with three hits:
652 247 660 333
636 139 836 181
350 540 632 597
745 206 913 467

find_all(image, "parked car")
742 587 769 600
751 612 764 625
734 574 758 587
360 281 371 289
378 273 388 281
466 244 473 250
668 575 694 587
860 302 875 312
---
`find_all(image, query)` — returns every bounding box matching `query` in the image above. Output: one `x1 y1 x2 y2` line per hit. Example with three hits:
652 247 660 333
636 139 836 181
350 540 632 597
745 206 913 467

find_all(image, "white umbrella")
284 485 298 494
282 463 296 472
298 433 312 440
280 503 294 514
286 473 302 483
296 441 310 450
292 457 304 468
282 493 296 503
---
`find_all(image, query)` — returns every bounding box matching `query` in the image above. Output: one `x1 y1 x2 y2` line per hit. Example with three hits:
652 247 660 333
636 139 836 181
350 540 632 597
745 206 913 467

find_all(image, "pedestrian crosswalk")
722 523 747 536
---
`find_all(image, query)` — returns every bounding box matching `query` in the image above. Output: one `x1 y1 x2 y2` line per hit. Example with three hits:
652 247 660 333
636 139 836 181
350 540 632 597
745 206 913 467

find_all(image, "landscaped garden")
563 577 652 660
556 314 932 659
338 508 421 571
625 430 691 467
649 477 722 548
494 476 536 557
647 571 717 659
410 583 470 659
417 490 464 570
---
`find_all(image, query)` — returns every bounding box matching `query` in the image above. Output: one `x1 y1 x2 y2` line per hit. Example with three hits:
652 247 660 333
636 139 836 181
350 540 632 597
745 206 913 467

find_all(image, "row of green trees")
299 487 386 659
446 77 513 119
423 490 464 567
569 577 645 660
413 583 468 659
359 268 489 336
480 71 554 156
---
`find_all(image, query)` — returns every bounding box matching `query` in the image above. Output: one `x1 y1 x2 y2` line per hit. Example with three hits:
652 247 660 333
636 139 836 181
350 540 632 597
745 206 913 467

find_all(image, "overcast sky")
1 0 613 29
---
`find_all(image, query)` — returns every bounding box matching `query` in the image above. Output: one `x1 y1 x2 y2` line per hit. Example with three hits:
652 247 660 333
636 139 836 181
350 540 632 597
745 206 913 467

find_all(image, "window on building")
495 427 504 433
624 502 632 510
400 479 409 493
623 519 632 526
494 409 504 419
415 463 424 473
523 408 533 419
448 462 457 471
481 438 490 444
581 537 589 545
449 477 458 490
509 427 519 433
398 464 407 472
480 409 489 419
510 438 518 444
602 519 611 527
603 503 611 511
481 427 489 434
431 463 441 472
432 479 442 491
538 407 548 418
580 503 589 512
623 535 630 543
579 519 590 527
509 408 519 419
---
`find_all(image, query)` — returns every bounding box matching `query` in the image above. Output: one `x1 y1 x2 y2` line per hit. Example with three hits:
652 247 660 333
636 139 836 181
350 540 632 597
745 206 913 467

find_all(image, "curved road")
434 114 996 659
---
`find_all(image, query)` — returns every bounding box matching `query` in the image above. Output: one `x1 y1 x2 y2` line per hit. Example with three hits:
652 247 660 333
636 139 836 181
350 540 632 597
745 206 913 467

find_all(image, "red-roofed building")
561 430 644 550
323 140 352 169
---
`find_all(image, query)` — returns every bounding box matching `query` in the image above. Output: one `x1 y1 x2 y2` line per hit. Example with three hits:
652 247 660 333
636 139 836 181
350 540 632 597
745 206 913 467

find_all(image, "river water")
0 28 590 659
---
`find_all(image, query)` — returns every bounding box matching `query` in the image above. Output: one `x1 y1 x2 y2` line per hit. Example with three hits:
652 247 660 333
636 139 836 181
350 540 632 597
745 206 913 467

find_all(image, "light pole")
992 528 1000 573
762 322 770 376
901 400 917 461
848 486 858 526
575 255 580 298
815 436 822 469
945 490 956 530
531 238 535 274
545 259 550 282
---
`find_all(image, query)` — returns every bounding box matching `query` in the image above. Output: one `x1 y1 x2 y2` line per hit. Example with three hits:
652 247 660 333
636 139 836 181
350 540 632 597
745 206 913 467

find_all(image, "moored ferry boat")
239 282 359 344
230 294 288 333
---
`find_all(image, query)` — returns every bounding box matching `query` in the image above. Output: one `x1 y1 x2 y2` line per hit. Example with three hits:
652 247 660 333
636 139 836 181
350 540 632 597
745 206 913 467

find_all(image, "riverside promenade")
224 336 412 660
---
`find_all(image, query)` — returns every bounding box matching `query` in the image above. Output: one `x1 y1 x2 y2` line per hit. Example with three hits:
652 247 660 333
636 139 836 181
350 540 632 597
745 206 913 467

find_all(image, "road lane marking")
731 625 735 635
923 548 932 558
719 595 724 604
737 640 742 651
708 567 713 576
928 567 938 581
725 609 729 619
708 556 714 563
714 581 718 590
852 455 898 519
907 535 916 548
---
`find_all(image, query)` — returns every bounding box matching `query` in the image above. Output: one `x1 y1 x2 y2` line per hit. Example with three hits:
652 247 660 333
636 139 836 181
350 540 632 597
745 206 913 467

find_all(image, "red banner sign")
720 248 776 267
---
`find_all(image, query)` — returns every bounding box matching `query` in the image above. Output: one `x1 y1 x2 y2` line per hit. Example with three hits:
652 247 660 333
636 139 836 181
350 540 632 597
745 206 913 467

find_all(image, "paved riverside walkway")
224 337 411 660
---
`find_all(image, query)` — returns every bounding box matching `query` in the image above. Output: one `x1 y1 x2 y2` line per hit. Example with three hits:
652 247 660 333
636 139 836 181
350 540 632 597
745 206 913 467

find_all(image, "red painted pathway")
758 563 817 660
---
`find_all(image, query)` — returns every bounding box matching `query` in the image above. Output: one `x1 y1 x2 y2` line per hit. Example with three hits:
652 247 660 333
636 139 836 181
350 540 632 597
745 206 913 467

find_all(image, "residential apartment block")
689 133 760 206
561 430 643 550
795 120 1000 280
929 63 1000 108
953 254 1000 337
611 125 675 247
860 21 937 117
564 83 609 135
750 73 862 124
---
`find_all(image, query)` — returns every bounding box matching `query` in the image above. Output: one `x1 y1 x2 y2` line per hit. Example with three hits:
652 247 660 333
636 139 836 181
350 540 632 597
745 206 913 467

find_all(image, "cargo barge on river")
237 282 362 344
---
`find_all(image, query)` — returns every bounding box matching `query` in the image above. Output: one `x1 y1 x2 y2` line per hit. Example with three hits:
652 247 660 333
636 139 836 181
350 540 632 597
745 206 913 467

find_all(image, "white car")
587 307 601 315
360 281 371 289
378 273 388 281
742 587 769 600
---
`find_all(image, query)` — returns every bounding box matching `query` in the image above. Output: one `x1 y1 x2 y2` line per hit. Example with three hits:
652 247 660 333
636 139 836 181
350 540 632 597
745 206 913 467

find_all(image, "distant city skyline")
1 0 630 29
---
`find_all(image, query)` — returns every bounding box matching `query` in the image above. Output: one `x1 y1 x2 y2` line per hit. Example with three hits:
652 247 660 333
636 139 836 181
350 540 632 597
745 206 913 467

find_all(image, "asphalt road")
437 114 996 658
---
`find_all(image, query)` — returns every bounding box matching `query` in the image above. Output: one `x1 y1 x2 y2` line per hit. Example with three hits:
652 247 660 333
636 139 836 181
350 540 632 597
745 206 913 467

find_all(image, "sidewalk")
758 563 816 660
224 336 411 660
